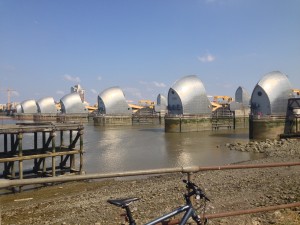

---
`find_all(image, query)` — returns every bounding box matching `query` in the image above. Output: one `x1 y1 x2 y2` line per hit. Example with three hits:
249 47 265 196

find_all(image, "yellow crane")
213 96 233 103
293 89 300 96
138 100 155 108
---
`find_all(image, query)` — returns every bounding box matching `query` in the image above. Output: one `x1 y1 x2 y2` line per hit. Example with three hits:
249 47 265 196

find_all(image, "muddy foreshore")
0 139 300 225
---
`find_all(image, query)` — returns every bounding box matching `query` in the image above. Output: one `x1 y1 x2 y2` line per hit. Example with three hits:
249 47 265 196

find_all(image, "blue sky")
0 0 299 105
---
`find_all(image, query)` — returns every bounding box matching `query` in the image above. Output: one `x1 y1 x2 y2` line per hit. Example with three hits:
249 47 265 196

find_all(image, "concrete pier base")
57 114 88 123
132 115 162 125
14 113 35 121
33 114 58 122
249 115 286 140
93 115 132 126
165 115 211 132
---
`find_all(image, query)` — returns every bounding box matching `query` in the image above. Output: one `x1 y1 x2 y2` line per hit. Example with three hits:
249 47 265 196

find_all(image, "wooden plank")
0 150 81 162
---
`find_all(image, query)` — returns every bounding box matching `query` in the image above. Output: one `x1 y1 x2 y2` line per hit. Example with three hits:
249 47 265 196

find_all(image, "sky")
0 0 299 105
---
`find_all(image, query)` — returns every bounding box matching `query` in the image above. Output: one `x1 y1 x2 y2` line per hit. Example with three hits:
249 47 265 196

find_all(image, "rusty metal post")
187 172 195 216
204 202 300 219
187 172 193 183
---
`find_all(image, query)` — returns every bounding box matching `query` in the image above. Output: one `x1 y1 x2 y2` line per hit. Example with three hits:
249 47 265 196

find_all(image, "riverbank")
0 138 299 225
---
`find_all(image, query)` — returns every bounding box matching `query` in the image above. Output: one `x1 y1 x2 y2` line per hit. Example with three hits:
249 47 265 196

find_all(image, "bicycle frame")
144 204 198 225
108 180 207 225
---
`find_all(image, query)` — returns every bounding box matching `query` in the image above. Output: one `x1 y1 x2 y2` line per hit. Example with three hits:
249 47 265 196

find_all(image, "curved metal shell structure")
37 97 57 113
21 99 38 113
250 71 293 115
16 104 22 113
98 86 132 115
60 93 87 114
168 75 212 115
235 86 250 107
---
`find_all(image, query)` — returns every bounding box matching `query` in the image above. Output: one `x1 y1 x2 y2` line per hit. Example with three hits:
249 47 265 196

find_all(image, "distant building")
155 94 167 116
97 86 132 115
235 86 250 107
71 84 85 102
250 71 293 115
229 86 250 112
168 75 211 115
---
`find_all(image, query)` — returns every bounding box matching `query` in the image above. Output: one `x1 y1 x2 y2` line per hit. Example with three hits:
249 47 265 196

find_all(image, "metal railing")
1 161 300 223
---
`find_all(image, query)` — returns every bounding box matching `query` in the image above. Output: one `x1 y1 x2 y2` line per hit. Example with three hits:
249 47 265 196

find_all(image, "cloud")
11 91 19 97
198 53 216 63
153 81 166 88
123 87 143 99
139 80 166 88
90 89 98 95
63 74 81 83
56 90 65 95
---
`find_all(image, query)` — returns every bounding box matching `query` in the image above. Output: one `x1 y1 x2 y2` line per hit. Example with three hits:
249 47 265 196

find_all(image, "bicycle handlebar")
183 180 210 201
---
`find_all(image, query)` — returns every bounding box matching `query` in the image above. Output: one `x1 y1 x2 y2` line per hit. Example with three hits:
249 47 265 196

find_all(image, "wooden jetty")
0 122 84 185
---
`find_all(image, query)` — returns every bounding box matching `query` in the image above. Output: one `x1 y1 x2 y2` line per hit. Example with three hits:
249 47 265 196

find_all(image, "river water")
83 122 258 173
0 119 259 175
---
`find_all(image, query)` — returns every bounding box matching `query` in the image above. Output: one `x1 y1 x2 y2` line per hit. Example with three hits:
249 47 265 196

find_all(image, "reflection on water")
0 118 260 174
83 122 259 173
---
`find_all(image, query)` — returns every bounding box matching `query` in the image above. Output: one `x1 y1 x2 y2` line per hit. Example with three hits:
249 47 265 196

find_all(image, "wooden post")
33 132 38 172
60 130 64 170
4 134 8 176
69 130 75 172
233 111 236 130
42 132 46 174
10 134 15 178
51 131 56 177
18 133 23 192
79 129 84 174
18 133 23 179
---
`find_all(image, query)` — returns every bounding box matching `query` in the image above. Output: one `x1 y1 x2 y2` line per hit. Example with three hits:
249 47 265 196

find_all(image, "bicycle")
107 179 209 225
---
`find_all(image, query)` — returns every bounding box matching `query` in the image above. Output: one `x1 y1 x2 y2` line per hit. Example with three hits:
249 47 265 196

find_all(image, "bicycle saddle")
107 197 140 207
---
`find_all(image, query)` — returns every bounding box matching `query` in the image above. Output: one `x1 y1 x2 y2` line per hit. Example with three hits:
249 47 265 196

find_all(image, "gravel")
0 138 300 225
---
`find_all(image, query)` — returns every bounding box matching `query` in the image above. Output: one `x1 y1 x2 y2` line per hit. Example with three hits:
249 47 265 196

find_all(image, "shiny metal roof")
16 104 22 113
168 75 212 114
21 99 38 113
60 93 87 114
98 86 132 115
37 97 57 113
251 71 293 115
